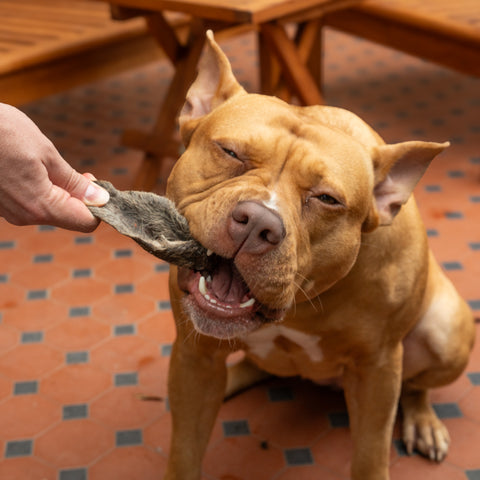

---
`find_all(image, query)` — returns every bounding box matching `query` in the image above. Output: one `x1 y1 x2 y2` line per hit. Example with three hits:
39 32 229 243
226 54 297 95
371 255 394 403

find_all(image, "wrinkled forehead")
203 94 373 178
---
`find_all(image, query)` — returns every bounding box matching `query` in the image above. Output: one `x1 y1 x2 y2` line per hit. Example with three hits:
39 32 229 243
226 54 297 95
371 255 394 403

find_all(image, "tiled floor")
0 27 479 480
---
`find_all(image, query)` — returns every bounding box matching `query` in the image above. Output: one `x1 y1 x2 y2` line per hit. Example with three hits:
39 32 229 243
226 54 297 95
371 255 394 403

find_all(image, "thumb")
81 175 110 206
59 169 110 207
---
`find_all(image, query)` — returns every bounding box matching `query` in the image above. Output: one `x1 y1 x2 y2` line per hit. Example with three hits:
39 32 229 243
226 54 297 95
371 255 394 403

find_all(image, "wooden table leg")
259 21 324 106
122 16 207 191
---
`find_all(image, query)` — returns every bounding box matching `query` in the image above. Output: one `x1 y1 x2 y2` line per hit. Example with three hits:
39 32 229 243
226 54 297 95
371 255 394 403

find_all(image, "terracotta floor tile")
41 364 111 404
204 436 285 480
90 334 159 372
54 241 111 269
2 300 67 331
89 446 167 480
0 457 56 480
51 277 111 305
441 418 480 470
390 456 466 480
35 419 113 467
143 413 172 456
0 394 61 438
93 292 156 325
137 311 176 344
275 464 347 480
95 257 153 284
0 344 64 380
90 385 163 430
45 317 111 351
10 263 70 291
0 324 18 352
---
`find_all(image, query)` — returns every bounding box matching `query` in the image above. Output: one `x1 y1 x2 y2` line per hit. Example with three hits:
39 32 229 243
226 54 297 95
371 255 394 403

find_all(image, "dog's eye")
317 194 340 206
222 148 239 159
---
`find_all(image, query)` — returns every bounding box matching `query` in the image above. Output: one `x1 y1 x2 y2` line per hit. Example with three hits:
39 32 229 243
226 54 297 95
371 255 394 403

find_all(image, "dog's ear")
179 30 246 145
366 140 449 228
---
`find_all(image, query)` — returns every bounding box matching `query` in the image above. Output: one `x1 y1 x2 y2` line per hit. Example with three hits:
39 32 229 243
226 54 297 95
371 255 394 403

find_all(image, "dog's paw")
401 392 450 462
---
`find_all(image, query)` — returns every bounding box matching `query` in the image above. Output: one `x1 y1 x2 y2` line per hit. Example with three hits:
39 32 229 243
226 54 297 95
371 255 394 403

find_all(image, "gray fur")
88 181 211 271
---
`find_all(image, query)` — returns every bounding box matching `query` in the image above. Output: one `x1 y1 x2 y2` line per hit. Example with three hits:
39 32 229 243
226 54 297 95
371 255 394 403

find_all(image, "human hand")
0 103 109 232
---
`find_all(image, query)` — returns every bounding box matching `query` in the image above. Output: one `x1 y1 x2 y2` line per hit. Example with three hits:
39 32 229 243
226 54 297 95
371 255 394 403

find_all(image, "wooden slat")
325 0 480 76
0 0 147 74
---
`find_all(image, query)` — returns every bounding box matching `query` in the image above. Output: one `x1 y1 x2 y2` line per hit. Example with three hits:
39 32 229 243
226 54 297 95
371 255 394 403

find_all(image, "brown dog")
164 31 475 480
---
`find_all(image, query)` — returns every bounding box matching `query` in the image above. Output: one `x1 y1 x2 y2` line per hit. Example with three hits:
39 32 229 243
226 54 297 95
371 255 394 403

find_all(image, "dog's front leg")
165 337 228 480
343 343 403 480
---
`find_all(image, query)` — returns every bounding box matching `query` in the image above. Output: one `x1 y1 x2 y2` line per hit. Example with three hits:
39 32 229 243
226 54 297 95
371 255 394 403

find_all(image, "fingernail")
84 182 110 206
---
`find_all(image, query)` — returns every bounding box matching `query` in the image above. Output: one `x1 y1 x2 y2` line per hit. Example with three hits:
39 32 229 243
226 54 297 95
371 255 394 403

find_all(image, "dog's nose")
228 201 286 255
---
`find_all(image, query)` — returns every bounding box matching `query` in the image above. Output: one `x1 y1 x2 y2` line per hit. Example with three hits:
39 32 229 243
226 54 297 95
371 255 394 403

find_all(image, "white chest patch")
244 325 324 363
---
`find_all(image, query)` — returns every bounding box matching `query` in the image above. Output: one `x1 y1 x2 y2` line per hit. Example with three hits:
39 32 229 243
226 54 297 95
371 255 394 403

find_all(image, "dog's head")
167 31 448 340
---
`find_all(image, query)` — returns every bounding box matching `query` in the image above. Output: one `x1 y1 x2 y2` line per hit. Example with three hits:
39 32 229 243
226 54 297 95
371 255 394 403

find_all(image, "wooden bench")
324 0 480 77
0 0 174 105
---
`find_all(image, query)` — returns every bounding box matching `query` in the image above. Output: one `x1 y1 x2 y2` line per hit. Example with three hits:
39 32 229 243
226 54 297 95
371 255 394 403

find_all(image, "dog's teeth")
199 275 207 295
206 249 213 256
240 298 255 308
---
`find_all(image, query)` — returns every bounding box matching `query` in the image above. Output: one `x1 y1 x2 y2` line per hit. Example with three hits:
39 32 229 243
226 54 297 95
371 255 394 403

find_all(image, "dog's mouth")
178 255 286 339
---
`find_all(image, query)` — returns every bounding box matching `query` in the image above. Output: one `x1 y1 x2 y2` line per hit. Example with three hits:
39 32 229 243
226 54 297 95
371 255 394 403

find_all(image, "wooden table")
97 0 362 190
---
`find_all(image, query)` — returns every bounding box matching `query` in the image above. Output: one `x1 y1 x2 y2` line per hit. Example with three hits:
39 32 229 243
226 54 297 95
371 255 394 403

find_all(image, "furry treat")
88 180 211 271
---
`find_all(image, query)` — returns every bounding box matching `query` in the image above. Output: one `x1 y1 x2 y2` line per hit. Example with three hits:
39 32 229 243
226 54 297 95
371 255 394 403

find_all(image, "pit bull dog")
164 31 475 480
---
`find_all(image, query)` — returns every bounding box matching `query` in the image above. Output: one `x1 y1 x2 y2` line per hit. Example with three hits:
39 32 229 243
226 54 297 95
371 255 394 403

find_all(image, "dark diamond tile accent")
470 196 480 203
5 440 33 457
222 420 250 437
445 211 464 219
63 404 88 420
0 240 15 249
0 274 8 283
59 468 87 480
116 429 143 446
469 242 480 251
467 470 480 480
115 284 134 294
75 236 93 245
467 372 480 385
21 331 44 343
284 447 314 466
468 300 480 311
433 403 462 419
115 372 138 387
426 229 439 237
33 254 53 263
69 306 91 317
14 380 38 395
155 263 170 273
27 289 48 300
424 184 442 192
328 411 350 428
114 324 135 336
158 300 171 311
447 170 465 178
66 351 89 364
268 386 295 402
392 438 411 457
72 269 92 279
442 261 463 271
114 249 132 258
38 225 56 232
161 344 172 356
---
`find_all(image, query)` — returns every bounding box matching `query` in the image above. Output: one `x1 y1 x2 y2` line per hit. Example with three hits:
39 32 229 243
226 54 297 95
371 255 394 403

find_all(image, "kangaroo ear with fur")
366 140 449 228
178 30 246 145
87 181 212 271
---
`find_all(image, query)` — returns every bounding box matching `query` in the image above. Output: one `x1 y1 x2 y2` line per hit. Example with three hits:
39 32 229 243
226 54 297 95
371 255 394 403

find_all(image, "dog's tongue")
210 259 251 304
